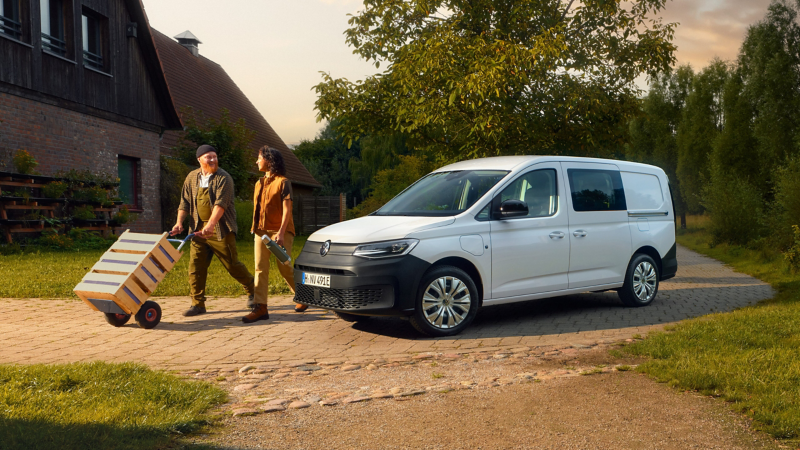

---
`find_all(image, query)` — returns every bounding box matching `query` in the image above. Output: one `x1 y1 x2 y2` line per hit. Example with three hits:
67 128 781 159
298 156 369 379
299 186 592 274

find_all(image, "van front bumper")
293 241 430 317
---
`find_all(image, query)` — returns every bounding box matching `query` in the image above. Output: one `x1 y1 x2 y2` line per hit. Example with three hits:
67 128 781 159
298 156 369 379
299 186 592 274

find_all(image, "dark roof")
151 29 321 188
122 0 182 129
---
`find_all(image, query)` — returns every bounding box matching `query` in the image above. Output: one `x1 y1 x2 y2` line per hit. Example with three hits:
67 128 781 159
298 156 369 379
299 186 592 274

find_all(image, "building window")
41 0 67 56
118 156 140 210
0 0 22 40
82 8 106 71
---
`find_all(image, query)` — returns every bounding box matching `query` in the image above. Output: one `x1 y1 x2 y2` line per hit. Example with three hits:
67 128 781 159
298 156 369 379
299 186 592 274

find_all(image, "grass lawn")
625 215 800 441
0 236 307 299
0 361 226 450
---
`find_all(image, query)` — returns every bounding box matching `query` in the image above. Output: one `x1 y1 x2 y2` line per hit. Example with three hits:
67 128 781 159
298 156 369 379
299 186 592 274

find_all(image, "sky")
144 0 776 146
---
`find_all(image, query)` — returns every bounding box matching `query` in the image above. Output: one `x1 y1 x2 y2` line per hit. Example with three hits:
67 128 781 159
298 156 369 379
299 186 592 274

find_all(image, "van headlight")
352 239 419 259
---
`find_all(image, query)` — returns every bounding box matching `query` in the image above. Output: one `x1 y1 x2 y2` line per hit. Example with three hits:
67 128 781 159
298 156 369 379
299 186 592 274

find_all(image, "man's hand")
275 230 286 249
170 224 184 236
198 222 216 238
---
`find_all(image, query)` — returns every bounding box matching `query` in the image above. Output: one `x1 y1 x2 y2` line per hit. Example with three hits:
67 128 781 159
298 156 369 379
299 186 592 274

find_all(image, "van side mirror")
497 199 528 218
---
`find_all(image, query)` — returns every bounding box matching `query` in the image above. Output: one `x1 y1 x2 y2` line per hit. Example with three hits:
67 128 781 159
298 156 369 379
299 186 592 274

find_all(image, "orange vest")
252 175 295 235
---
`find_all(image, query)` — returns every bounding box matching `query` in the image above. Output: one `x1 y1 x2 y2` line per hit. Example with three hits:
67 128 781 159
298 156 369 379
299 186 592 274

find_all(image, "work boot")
246 294 255 309
242 304 269 323
295 303 308 313
183 304 206 317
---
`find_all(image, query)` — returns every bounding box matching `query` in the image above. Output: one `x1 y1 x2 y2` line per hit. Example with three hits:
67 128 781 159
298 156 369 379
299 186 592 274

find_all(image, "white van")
294 156 677 336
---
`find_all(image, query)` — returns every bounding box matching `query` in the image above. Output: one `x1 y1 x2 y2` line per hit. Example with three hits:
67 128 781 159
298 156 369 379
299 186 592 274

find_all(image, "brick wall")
0 92 162 233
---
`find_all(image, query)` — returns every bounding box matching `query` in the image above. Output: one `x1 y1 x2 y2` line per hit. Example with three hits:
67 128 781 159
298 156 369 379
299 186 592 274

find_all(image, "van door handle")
573 230 587 238
549 232 565 240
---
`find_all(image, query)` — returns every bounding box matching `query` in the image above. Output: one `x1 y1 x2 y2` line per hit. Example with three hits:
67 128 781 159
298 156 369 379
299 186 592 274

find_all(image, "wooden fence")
293 193 347 235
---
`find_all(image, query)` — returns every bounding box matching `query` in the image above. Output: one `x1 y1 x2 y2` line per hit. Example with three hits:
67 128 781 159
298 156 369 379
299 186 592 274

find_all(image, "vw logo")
320 240 331 257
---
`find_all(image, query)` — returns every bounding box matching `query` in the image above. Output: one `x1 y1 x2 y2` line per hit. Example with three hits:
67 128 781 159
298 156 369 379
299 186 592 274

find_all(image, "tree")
676 59 730 214
315 0 677 162
293 121 363 199
173 108 256 199
350 154 434 217
627 65 693 227
738 0 800 193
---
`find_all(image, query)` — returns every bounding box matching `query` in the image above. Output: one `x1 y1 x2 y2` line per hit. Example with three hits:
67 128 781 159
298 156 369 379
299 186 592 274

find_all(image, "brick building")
0 0 181 233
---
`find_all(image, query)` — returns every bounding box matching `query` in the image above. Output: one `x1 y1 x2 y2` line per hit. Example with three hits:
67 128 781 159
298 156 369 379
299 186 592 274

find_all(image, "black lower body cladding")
293 241 431 316
661 243 678 281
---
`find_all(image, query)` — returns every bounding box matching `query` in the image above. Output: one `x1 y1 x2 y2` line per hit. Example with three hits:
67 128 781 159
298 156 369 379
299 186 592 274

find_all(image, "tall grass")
0 236 306 299
626 216 800 440
0 361 226 450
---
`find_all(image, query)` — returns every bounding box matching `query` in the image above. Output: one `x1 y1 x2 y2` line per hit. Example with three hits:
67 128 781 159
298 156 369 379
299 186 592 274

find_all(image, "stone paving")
0 245 774 371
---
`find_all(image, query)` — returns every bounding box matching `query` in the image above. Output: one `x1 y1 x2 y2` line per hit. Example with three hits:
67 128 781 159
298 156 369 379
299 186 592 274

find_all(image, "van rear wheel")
409 266 479 337
618 254 659 307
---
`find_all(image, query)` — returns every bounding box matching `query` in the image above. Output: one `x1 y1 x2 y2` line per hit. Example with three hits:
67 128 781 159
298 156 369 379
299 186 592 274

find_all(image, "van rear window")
374 170 508 216
567 169 627 212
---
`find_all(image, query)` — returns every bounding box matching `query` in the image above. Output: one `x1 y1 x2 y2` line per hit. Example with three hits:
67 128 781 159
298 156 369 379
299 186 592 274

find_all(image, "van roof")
434 155 663 173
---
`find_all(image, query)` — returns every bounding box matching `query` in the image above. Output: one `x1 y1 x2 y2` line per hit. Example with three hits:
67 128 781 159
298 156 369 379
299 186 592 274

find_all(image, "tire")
104 312 131 327
409 265 479 337
334 311 370 322
135 301 162 329
618 254 660 307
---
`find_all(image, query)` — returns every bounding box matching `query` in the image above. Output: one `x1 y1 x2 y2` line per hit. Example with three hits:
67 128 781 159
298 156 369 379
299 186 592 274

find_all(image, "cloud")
659 0 774 69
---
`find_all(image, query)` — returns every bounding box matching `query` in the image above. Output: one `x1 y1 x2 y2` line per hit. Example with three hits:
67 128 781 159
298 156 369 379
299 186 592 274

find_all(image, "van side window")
620 172 663 210
496 169 558 218
567 169 627 212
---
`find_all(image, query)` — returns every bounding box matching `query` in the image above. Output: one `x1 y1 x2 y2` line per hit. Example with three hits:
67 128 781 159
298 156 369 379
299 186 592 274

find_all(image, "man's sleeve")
178 175 191 211
214 173 234 207
281 180 293 201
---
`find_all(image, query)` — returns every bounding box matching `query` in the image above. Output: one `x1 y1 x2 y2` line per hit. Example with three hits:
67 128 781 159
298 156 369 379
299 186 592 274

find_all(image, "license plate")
303 272 330 288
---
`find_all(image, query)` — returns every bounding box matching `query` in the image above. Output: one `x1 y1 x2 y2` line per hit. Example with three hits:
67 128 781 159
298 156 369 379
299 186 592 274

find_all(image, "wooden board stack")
74 230 183 315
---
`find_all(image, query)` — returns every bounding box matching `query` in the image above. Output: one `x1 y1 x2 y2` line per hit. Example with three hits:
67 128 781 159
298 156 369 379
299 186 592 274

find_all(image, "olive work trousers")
253 230 295 306
188 232 255 306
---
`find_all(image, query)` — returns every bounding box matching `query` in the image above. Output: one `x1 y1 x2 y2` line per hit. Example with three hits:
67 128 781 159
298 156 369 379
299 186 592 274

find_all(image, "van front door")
490 164 570 299
561 162 632 289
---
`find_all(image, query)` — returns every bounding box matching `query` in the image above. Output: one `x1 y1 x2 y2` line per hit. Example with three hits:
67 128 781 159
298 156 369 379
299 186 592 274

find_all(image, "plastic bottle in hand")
261 235 292 265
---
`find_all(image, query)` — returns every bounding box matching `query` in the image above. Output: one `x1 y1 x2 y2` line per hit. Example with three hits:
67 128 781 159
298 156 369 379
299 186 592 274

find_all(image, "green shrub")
12 149 38 174
785 225 800 274
37 230 74 249
349 154 433 218
235 198 253 240
42 181 68 199
702 163 764 246
772 157 800 249
111 205 136 226
159 156 192 232
73 185 108 204
71 205 96 221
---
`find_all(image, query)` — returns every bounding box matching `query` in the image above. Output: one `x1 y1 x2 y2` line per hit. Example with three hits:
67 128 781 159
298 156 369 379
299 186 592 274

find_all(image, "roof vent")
174 30 201 57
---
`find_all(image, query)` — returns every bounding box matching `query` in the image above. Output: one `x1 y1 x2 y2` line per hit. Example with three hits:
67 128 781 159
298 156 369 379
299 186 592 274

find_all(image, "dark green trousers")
188 232 255 306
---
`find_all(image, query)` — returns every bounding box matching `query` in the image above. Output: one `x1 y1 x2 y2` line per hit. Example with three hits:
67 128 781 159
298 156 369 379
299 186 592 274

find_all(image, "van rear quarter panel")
620 167 676 261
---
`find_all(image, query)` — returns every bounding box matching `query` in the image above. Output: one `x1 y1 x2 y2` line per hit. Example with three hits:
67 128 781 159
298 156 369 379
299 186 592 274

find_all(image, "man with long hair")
245 146 303 323
170 144 255 317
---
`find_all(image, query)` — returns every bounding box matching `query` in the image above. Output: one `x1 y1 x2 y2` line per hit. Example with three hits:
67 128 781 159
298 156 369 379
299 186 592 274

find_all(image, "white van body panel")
487 162 571 299
561 161 632 288
310 215 455 244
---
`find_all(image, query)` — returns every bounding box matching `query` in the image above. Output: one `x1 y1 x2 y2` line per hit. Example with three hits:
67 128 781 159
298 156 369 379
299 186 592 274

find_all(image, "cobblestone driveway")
0 245 773 370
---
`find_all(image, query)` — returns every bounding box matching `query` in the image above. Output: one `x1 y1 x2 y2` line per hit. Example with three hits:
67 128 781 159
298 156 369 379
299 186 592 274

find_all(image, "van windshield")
374 170 509 216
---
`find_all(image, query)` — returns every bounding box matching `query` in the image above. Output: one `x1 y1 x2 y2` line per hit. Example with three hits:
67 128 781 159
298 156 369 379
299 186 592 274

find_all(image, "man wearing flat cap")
170 144 255 317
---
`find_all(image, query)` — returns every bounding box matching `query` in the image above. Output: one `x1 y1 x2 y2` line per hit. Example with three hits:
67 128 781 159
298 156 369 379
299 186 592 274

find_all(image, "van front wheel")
618 254 659 307
409 266 479 337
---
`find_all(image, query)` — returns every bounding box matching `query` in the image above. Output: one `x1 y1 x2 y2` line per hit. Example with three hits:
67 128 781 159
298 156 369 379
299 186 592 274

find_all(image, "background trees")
315 0 676 162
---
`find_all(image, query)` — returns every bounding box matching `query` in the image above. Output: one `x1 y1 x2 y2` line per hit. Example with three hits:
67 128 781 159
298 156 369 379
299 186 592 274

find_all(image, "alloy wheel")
421 276 472 329
632 261 658 302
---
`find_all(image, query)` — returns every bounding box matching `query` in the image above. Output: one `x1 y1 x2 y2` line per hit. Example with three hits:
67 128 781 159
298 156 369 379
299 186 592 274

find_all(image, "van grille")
295 284 383 310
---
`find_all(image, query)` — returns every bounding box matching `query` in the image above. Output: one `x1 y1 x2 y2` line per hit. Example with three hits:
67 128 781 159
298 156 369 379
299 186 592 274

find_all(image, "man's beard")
201 162 218 174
